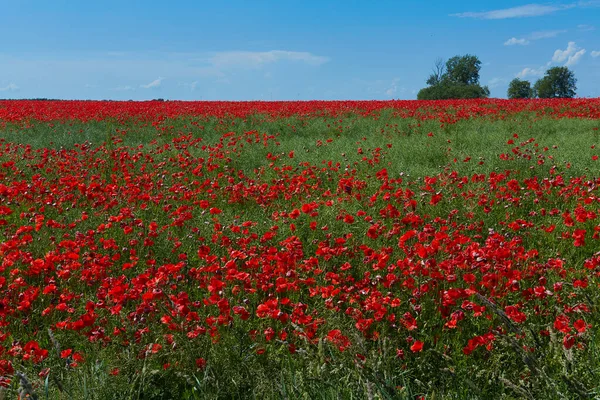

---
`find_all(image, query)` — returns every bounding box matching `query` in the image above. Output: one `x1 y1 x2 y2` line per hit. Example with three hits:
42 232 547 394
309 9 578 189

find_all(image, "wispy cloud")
529 29 567 39
504 30 566 46
209 50 330 68
488 77 509 88
179 81 200 91
505 37 530 46
577 24 595 31
111 85 135 91
592 50 600 57
578 0 600 7
140 77 163 89
516 66 548 79
0 83 19 92
452 3 575 19
384 78 402 97
351 77 409 99
0 49 326 100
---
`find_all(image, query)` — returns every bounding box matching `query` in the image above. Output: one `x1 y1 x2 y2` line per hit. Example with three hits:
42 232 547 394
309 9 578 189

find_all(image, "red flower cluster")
1 98 600 123
0 99 598 391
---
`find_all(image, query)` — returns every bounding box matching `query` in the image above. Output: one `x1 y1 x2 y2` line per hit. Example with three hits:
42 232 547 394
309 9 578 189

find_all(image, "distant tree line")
418 55 577 100
507 67 577 99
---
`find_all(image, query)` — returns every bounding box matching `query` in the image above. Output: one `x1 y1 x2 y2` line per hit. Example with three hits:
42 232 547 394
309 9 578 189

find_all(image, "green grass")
1 111 600 399
2 112 599 177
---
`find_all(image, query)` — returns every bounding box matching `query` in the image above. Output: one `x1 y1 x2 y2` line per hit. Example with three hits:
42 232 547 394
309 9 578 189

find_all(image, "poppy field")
2 99 600 399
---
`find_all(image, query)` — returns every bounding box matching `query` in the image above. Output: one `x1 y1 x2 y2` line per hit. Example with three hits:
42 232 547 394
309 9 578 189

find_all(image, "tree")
426 58 446 86
507 78 533 99
445 54 482 86
533 67 577 98
418 54 490 100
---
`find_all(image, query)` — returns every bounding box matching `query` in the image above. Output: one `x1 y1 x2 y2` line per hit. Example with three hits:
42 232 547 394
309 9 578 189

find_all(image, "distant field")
1 99 600 399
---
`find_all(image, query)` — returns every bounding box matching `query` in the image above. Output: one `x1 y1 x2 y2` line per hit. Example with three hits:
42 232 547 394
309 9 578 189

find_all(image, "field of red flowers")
1 99 600 399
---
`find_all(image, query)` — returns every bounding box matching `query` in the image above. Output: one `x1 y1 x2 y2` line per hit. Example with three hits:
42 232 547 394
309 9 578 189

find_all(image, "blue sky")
1 1 599 100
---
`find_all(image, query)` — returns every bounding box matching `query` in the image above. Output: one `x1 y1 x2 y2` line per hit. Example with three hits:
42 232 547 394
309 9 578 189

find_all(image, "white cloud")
488 77 509 88
515 41 589 82
451 3 575 19
504 30 566 46
591 50 600 57
209 50 329 68
516 66 546 79
505 37 530 46
553 42 579 62
577 24 595 31
0 83 19 92
552 42 587 65
566 49 586 66
528 29 567 39
140 77 163 89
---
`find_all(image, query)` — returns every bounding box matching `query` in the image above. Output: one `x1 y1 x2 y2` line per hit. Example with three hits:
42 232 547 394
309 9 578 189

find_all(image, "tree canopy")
533 67 577 98
445 55 482 86
418 55 490 100
507 78 533 99
417 84 490 100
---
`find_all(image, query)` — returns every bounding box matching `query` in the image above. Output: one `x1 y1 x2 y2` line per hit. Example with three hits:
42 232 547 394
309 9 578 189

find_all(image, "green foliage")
419 55 490 100
507 78 533 99
417 83 490 100
445 54 482 86
534 67 577 98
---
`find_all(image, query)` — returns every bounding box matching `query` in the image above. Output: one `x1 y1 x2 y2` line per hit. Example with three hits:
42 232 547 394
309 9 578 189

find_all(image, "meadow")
1 99 600 399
